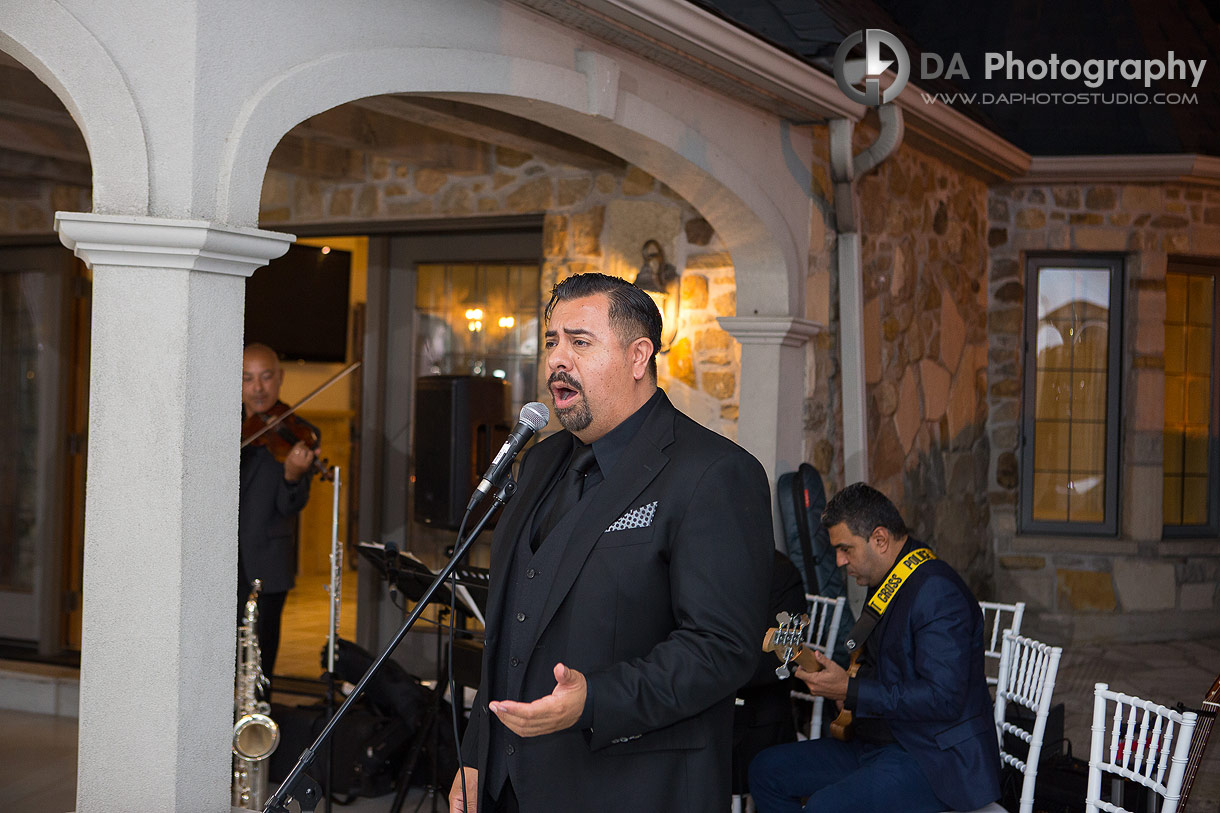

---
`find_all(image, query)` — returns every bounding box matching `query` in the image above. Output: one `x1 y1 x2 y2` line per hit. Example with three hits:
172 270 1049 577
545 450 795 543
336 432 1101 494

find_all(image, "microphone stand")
263 476 517 813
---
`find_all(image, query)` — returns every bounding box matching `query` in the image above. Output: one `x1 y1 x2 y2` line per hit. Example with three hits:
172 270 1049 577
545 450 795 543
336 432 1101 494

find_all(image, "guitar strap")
843 546 937 655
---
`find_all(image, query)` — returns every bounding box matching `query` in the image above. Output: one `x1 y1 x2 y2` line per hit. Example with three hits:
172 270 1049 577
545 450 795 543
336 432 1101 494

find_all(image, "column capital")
717 315 822 346
55 212 294 277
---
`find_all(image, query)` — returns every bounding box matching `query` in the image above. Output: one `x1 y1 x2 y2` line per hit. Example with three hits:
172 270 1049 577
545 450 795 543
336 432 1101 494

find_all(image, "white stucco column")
718 316 821 540
55 213 293 813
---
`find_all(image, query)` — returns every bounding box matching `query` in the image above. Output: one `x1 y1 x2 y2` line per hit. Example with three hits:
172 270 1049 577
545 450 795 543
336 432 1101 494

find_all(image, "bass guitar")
761 612 821 679
827 651 860 741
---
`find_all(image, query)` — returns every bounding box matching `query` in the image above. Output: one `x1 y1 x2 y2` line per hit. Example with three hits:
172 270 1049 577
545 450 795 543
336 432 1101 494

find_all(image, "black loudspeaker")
414 375 511 530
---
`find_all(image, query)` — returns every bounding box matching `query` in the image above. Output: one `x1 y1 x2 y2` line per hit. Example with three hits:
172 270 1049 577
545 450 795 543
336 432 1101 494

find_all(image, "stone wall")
987 181 1220 642
805 122 994 592
259 137 741 438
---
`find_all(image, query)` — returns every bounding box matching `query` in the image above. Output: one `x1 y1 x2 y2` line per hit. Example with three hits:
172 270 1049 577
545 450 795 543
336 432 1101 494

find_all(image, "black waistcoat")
484 480 599 798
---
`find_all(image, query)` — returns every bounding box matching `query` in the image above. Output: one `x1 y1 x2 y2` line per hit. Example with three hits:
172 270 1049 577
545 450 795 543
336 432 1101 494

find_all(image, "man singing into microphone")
450 273 772 813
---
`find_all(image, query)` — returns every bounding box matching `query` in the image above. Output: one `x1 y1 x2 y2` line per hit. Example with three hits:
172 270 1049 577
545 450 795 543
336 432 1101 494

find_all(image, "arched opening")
249 94 764 698
217 48 804 318
0 48 92 657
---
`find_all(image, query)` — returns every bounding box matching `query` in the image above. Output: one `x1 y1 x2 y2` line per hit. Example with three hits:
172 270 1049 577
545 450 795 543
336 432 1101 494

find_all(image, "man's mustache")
547 372 583 394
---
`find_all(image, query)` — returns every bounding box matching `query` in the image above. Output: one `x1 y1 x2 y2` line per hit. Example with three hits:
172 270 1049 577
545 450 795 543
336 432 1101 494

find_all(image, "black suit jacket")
461 391 773 812
237 407 316 595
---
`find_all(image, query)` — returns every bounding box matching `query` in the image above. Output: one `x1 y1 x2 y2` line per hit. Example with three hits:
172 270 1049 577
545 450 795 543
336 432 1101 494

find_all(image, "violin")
241 402 333 482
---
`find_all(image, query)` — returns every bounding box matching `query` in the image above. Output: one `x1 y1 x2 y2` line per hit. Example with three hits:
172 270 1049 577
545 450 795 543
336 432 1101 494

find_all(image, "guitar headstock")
762 611 815 679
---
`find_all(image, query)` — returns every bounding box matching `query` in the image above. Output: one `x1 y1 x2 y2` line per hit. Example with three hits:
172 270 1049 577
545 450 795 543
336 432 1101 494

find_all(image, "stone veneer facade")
803 122 995 595
257 139 742 439
988 182 1220 642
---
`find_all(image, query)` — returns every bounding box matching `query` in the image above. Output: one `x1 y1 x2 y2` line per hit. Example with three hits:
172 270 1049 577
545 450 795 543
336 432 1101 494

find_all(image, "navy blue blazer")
849 544 1001 811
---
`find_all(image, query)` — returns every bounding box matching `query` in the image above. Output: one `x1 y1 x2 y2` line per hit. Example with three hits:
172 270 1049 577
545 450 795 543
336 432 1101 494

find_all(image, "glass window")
415 263 540 418
1020 256 1123 535
1163 261 1219 535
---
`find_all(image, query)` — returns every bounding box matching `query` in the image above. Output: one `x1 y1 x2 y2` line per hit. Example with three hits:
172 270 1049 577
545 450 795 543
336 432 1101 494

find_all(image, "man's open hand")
490 663 587 737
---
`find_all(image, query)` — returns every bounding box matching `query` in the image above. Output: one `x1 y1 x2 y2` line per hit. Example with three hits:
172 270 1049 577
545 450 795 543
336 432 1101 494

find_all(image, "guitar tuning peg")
775 664 790 680
776 611 791 625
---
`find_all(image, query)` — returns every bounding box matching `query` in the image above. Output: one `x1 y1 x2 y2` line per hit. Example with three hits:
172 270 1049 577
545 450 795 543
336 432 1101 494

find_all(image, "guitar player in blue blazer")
750 483 1001 812
449 273 773 813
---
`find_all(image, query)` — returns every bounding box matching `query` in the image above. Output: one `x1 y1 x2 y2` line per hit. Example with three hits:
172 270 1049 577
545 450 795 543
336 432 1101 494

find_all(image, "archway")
216 46 806 319
0 0 147 212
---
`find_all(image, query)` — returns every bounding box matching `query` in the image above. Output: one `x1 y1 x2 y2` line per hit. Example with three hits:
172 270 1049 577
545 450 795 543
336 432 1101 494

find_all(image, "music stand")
355 543 474 812
357 543 487 623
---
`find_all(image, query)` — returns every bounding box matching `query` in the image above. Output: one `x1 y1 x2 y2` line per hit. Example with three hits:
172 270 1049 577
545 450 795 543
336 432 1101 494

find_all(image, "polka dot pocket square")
605 501 658 532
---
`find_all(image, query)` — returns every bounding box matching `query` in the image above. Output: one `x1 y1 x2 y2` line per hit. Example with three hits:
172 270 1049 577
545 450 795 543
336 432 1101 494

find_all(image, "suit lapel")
532 394 676 643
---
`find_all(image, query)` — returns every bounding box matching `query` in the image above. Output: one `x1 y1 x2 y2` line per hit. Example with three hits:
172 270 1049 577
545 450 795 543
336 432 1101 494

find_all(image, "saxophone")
232 579 280 810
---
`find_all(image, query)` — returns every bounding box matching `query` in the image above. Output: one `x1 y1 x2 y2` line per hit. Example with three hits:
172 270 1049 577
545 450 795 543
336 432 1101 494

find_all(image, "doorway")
271 218 542 688
0 244 84 657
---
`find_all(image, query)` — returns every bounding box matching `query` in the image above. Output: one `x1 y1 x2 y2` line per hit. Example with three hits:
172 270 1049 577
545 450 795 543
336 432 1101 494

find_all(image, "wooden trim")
277 214 546 238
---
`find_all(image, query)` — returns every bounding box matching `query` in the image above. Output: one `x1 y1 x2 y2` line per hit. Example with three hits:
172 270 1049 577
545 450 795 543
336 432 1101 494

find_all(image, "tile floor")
3 586 1218 812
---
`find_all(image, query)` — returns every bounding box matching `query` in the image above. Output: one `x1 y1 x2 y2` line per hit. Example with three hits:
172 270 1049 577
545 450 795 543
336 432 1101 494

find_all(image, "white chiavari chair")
1084 682 1198 813
790 594 847 741
979 600 1025 689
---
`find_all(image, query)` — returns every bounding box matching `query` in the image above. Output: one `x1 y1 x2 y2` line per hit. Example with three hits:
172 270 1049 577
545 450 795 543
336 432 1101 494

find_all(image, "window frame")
1018 254 1125 536
1162 257 1220 538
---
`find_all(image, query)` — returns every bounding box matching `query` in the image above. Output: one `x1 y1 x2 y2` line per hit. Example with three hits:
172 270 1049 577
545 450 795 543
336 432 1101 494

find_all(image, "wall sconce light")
633 239 680 352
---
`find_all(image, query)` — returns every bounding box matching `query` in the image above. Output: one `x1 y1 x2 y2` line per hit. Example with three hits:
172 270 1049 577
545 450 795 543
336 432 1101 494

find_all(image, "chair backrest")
979 600 1025 687
993 631 1063 813
1085 682 1199 813
803 594 847 657
790 594 846 740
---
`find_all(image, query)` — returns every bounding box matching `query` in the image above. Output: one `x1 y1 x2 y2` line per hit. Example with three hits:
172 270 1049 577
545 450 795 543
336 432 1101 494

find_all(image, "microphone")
467 401 549 511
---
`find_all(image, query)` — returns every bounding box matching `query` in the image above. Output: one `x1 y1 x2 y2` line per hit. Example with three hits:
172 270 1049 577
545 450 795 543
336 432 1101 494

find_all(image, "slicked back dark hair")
545 272 662 380
822 482 909 541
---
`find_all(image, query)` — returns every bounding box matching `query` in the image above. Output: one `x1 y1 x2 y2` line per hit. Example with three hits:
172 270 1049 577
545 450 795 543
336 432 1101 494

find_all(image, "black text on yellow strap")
867 547 937 616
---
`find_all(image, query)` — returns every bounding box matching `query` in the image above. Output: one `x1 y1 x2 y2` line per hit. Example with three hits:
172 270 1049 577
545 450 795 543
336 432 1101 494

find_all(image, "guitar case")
776 463 854 666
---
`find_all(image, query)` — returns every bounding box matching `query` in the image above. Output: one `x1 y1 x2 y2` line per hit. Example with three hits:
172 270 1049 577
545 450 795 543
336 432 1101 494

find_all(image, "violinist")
238 342 321 685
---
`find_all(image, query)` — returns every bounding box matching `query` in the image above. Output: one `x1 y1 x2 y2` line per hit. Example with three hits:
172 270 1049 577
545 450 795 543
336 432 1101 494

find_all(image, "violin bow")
240 360 362 449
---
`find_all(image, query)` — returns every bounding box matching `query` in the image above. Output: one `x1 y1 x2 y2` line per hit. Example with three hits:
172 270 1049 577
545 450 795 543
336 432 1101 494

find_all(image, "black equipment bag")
999 737 1151 813
269 700 410 802
327 637 430 725
325 637 461 790
1002 743 1087 813
776 463 853 665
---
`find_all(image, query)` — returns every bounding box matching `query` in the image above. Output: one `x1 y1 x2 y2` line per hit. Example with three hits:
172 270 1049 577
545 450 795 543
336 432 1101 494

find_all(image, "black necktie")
534 444 598 550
